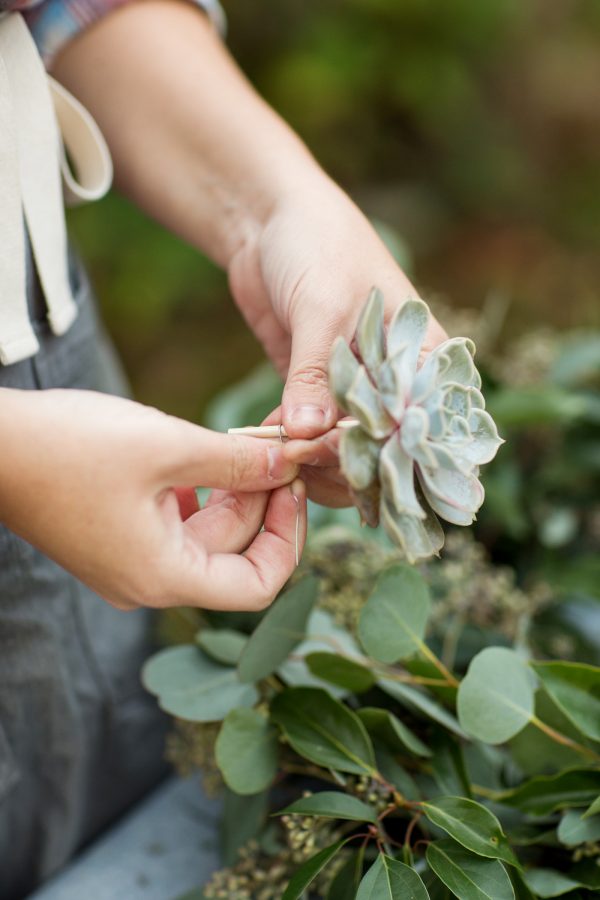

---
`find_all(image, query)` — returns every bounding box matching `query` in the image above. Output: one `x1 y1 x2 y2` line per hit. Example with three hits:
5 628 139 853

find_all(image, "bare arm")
52 0 319 268
53 0 448 503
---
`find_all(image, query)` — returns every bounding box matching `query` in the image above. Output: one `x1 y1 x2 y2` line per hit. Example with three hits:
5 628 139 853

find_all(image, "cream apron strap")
0 14 76 338
0 37 40 365
49 76 113 208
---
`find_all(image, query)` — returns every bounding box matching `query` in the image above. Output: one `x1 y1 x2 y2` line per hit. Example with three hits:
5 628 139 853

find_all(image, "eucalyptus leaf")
282 839 350 900
522 868 587 898
495 768 600 816
426 839 515 900
195 628 247 666
327 854 363 899
142 646 258 722
358 707 432 757
276 790 377 824
358 564 431 663
305 652 375 693
215 708 279 795
356 853 431 899
530 661 600 742
237 576 318 683
457 648 535 744
278 609 363 697
270 687 377 775
379 679 467 738
557 808 600 847
582 795 600 819
421 797 519 866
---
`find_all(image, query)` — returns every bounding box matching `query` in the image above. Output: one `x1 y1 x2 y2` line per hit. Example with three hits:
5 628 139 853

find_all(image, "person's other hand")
228 176 448 505
0 389 305 611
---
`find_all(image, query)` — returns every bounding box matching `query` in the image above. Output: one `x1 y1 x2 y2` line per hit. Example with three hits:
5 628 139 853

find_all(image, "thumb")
168 424 299 492
282 318 339 439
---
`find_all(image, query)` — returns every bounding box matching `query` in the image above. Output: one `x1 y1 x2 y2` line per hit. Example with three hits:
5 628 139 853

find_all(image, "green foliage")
356 854 430 899
530 662 600 742
215 708 278 795
237 576 318 683
426 839 515 900
271 687 377 776
457 648 535 744
141 646 257 721
145 313 599 899
276 792 378 825
358 564 432 662
421 797 518 866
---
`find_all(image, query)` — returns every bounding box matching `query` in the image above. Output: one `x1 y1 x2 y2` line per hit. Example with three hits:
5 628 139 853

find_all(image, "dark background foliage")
66 0 600 423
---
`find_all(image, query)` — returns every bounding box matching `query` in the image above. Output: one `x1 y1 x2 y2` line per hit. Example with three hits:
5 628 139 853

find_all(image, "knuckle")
288 363 330 389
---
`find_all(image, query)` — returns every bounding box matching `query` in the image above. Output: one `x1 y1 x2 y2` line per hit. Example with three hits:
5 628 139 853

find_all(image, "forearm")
51 0 328 268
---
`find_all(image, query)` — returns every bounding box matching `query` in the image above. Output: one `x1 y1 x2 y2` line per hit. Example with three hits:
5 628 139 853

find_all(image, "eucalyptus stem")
372 665 450 687
530 715 600 763
417 640 460 688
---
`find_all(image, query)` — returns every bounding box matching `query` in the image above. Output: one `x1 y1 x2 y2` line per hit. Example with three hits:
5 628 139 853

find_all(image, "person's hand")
0 389 305 611
228 175 448 504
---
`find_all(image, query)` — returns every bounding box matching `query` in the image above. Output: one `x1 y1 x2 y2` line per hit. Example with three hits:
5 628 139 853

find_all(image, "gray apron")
0 240 169 899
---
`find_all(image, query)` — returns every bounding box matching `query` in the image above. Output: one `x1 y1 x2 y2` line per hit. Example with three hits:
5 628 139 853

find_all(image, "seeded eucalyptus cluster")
329 289 503 562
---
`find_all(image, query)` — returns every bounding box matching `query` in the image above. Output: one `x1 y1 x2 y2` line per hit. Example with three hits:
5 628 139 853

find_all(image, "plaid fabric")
3 0 225 65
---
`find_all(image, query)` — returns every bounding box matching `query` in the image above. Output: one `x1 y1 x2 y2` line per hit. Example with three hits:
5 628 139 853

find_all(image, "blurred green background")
67 0 600 422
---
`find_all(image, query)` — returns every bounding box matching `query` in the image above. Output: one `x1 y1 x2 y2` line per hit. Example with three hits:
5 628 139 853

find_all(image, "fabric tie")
0 12 112 365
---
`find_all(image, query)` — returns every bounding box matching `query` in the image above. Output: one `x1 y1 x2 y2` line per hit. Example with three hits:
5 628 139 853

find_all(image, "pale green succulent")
329 288 503 563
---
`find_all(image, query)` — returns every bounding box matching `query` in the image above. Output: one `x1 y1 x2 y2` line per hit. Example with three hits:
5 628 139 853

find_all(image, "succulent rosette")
329 288 503 562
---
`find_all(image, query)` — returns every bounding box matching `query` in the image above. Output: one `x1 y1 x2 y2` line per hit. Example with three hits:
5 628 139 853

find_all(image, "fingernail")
267 447 298 482
289 405 327 429
290 477 305 501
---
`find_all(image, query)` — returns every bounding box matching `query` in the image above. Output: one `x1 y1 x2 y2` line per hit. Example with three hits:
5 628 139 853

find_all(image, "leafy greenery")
144 315 599 898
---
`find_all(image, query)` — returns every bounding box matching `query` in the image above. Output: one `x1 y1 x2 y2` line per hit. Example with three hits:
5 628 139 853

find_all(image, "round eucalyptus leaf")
457 648 535 744
358 564 431 663
195 628 247 665
142 645 257 722
215 708 279 795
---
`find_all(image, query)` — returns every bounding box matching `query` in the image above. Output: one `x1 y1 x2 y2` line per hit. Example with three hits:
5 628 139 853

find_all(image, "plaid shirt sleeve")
23 0 226 67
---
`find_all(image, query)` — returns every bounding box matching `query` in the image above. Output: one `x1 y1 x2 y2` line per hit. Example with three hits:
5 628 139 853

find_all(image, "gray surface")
29 777 222 900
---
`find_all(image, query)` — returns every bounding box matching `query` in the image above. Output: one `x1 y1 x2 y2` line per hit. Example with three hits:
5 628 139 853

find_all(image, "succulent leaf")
379 433 425 519
355 286 386 377
329 337 361 411
351 481 381 528
377 348 411 419
339 426 381 491
346 366 395 439
387 298 429 368
381 496 444 563
329 289 502 561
